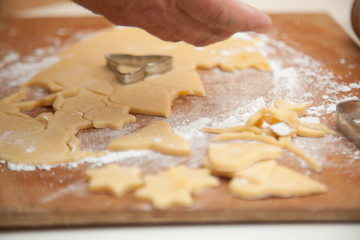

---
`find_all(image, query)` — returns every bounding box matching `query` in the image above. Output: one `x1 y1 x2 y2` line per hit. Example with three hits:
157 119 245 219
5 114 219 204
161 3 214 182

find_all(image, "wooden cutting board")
0 14 360 228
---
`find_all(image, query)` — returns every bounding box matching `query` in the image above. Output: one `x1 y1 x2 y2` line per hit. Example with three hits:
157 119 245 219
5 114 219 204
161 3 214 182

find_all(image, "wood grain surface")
0 14 359 228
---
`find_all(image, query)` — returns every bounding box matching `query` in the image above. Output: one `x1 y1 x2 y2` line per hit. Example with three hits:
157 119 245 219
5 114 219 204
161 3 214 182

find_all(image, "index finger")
176 0 272 33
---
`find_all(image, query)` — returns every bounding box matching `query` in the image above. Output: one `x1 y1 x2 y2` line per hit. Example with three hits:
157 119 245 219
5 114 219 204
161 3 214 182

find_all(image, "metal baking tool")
106 54 172 84
336 100 360 148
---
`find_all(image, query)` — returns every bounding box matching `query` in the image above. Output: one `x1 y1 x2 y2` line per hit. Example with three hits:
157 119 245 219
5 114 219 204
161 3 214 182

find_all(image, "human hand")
73 0 271 46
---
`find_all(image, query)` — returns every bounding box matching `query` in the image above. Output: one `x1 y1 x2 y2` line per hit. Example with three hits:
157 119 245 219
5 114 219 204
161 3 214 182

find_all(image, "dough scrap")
0 27 270 165
213 131 322 172
273 99 312 117
109 121 191 156
203 100 334 136
207 142 283 172
86 164 143 197
202 99 330 200
135 165 219 209
203 100 335 172
229 160 327 200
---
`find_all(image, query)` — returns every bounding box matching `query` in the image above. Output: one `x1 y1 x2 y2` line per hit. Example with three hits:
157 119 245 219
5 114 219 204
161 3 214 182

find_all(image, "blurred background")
0 0 65 17
0 0 358 45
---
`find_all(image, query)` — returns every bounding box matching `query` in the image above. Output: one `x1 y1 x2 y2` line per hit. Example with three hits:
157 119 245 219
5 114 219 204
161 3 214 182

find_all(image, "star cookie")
86 164 143 197
135 165 219 209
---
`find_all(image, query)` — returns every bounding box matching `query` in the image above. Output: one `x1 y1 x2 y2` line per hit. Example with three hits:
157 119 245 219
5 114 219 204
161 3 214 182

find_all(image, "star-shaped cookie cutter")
336 100 360 148
106 54 173 84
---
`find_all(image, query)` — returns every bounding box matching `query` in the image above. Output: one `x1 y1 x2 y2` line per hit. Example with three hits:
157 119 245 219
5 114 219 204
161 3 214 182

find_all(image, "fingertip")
254 13 272 33
231 1 272 33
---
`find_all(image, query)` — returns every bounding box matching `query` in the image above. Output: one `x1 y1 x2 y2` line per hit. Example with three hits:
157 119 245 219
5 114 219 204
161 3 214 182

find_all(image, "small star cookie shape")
109 121 191 156
86 164 143 197
135 165 219 209
173 165 220 194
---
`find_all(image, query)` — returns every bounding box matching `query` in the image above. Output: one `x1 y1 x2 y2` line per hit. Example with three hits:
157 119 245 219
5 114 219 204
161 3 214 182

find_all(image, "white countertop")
3 1 360 239
2 223 360 240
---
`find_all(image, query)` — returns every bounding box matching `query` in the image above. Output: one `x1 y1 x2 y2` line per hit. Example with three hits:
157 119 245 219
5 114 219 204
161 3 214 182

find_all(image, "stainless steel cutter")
336 100 360 148
106 54 172 84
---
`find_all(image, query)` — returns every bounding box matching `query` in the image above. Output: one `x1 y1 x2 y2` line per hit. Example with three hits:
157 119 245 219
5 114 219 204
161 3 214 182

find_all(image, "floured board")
0 14 359 228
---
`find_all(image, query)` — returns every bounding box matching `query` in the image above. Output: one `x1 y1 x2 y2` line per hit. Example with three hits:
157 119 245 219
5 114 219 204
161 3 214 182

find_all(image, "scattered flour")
349 83 360 89
7 162 36 171
173 117 212 140
25 146 36 153
40 180 85 203
270 122 294 136
0 50 60 88
0 50 19 68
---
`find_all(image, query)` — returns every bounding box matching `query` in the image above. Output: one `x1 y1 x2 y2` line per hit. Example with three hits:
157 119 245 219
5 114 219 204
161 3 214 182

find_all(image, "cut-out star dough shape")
109 121 191 156
229 160 327 200
171 165 220 194
135 165 219 209
86 164 143 197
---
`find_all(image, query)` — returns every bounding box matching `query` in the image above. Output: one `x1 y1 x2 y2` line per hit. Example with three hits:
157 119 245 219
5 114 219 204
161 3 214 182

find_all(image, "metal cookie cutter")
336 100 360 148
106 54 172 84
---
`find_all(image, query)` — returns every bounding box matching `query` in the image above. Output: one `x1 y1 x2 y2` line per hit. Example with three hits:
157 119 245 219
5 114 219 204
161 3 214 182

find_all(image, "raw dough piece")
0 27 270 165
0 112 94 165
203 156 234 178
229 160 327 200
213 131 322 172
203 100 334 172
135 165 219 209
0 89 135 165
273 99 312 117
207 142 283 172
109 121 191 156
214 131 281 145
171 165 220 194
203 100 334 136
25 27 270 118
86 164 143 197
278 137 322 172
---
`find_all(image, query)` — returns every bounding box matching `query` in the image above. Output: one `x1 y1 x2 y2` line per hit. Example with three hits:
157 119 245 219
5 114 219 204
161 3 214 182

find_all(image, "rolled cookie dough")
0 27 270 165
